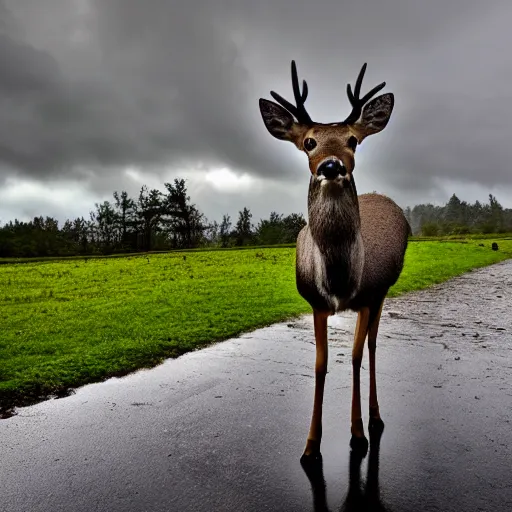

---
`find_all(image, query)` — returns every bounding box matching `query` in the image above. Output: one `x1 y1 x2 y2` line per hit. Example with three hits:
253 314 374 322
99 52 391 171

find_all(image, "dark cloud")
0 0 274 182
1 0 512 223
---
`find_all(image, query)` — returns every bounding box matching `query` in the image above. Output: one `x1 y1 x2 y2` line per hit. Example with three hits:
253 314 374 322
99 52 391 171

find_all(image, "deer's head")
259 61 394 184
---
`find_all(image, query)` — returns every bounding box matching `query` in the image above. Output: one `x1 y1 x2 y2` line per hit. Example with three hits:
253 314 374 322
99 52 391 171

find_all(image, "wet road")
1 261 512 512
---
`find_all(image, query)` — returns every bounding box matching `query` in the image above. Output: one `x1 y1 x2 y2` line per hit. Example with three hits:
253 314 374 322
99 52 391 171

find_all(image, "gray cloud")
1 0 512 224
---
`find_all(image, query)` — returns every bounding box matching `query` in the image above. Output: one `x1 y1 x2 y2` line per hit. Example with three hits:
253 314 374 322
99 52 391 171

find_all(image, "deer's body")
259 61 409 461
297 187 410 315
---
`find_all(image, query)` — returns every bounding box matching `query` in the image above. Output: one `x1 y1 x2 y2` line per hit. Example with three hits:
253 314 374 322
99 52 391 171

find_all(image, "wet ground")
1 261 512 512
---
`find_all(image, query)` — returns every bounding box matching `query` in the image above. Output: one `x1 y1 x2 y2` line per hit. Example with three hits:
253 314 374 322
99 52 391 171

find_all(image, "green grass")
1 239 511 412
0 243 297 265
388 239 512 296
410 233 512 242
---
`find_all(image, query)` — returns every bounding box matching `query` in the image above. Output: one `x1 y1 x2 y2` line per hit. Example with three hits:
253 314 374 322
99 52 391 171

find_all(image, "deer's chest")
296 228 364 312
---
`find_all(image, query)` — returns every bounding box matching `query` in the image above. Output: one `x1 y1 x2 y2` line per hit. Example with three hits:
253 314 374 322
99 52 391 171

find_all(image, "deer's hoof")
368 417 385 435
301 438 321 463
300 451 323 467
350 435 369 456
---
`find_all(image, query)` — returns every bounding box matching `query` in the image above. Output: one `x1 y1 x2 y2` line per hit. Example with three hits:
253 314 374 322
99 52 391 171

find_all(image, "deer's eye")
347 136 358 151
304 138 317 152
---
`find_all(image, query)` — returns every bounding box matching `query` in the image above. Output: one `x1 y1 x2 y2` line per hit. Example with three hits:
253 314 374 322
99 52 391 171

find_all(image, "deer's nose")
317 159 347 180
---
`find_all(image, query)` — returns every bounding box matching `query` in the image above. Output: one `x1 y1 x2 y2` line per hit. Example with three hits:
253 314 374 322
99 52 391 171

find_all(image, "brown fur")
350 193 412 311
295 177 410 317
291 124 359 175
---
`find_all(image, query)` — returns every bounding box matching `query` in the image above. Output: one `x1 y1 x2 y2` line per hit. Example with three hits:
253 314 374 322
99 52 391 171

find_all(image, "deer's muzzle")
317 159 347 180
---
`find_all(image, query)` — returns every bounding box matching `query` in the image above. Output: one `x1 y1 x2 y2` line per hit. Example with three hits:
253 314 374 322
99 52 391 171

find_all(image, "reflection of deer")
259 62 410 460
301 428 393 512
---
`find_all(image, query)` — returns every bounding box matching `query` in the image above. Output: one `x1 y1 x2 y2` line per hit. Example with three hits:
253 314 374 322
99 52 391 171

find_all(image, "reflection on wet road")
1 261 512 511
303 426 390 512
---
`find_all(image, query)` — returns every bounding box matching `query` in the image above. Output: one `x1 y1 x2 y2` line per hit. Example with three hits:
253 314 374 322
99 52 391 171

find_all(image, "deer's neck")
307 176 361 250
305 176 364 308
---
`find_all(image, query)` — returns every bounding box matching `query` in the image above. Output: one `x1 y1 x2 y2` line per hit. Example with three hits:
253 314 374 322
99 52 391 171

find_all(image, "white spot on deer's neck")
311 239 339 310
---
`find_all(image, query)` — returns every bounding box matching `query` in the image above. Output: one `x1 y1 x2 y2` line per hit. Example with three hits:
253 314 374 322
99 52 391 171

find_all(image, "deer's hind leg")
368 299 385 433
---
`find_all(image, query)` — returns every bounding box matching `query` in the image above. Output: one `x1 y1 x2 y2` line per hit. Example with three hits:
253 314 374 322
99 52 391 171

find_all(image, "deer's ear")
352 93 394 142
259 99 307 144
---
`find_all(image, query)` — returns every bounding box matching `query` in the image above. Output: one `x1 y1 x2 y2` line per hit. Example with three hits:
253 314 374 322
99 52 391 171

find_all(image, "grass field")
1 238 512 413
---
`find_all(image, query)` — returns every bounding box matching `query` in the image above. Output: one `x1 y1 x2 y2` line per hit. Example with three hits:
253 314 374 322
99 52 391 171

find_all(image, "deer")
258 61 411 463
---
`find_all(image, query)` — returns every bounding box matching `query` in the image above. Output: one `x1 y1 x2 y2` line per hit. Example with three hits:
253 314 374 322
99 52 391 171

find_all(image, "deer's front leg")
350 307 370 454
301 310 329 462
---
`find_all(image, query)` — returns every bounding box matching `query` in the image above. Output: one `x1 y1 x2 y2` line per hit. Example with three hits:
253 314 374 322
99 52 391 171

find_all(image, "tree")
421 222 439 236
234 207 253 246
256 212 285 245
204 219 220 246
489 194 504 232
134 186 164 251
90 201 118 253
219 214 232 248
445 193 462 224
113 190 136 250
163 179 207 249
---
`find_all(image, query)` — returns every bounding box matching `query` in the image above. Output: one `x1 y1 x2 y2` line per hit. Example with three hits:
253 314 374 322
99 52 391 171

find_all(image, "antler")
342 63 386 125
270 60 314 126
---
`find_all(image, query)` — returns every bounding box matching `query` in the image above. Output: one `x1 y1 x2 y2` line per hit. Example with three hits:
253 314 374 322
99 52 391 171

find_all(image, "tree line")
405 193 512 236
0 179 306 258
1 181 510 258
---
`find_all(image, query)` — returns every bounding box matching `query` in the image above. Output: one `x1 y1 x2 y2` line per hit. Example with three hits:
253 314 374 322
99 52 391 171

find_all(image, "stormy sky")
1 0 512 225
